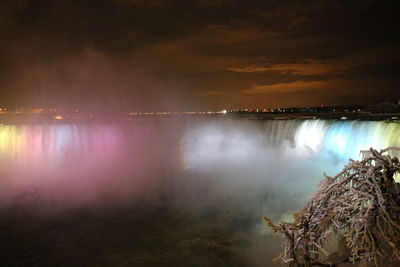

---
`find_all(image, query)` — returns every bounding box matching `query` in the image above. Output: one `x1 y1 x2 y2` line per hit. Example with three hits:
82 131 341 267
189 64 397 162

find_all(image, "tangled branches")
265 147 400 266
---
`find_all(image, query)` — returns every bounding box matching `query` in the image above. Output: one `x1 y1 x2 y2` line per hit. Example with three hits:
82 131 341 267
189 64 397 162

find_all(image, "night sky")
0 0 399 111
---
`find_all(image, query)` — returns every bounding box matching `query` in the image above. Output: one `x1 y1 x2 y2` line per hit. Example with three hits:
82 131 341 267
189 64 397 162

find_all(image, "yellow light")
394 172 400 183
54 115 63 120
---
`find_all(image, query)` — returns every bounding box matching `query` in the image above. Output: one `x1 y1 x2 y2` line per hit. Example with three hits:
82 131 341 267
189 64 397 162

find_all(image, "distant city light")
0 103 396 119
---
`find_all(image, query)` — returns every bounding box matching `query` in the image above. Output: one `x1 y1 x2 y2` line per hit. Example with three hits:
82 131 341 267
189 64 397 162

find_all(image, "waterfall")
182 119 400 170
0 119 399 206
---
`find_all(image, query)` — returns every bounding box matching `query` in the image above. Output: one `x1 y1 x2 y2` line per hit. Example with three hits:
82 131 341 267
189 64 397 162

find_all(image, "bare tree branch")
265 147 400 267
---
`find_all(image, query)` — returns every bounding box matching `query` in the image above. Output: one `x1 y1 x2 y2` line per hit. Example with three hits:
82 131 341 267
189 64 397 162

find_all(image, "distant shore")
1 111 400 124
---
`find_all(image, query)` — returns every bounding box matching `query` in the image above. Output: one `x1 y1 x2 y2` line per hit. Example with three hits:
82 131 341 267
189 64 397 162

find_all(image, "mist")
0 118 343 209
1 117 399 265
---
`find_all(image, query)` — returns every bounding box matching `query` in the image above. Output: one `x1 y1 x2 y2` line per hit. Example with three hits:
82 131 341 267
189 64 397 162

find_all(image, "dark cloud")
0 0 399 110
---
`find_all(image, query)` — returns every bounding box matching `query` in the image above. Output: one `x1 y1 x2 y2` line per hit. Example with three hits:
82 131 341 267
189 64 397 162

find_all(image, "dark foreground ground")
0 200 281 267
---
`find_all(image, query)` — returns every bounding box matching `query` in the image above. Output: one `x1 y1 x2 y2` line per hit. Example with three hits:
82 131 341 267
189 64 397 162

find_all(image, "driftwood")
265 147 400 266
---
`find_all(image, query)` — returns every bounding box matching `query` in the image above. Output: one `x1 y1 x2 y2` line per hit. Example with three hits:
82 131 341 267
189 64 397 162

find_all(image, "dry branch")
265 147 400 267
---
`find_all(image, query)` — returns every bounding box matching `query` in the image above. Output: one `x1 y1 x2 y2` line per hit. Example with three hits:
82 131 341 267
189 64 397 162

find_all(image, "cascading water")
0 118 399 266
182 119 400 170
0 119 399 207
0 121 182 205
180 119 400 215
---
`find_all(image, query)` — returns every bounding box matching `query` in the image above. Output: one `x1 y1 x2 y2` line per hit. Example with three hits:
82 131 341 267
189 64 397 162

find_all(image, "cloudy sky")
0 0 399 111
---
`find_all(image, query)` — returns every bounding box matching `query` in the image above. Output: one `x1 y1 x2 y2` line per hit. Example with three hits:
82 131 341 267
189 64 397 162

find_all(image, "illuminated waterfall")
297 120 400 160
182 119 400 170
1 120 399 172
0 120 399 205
